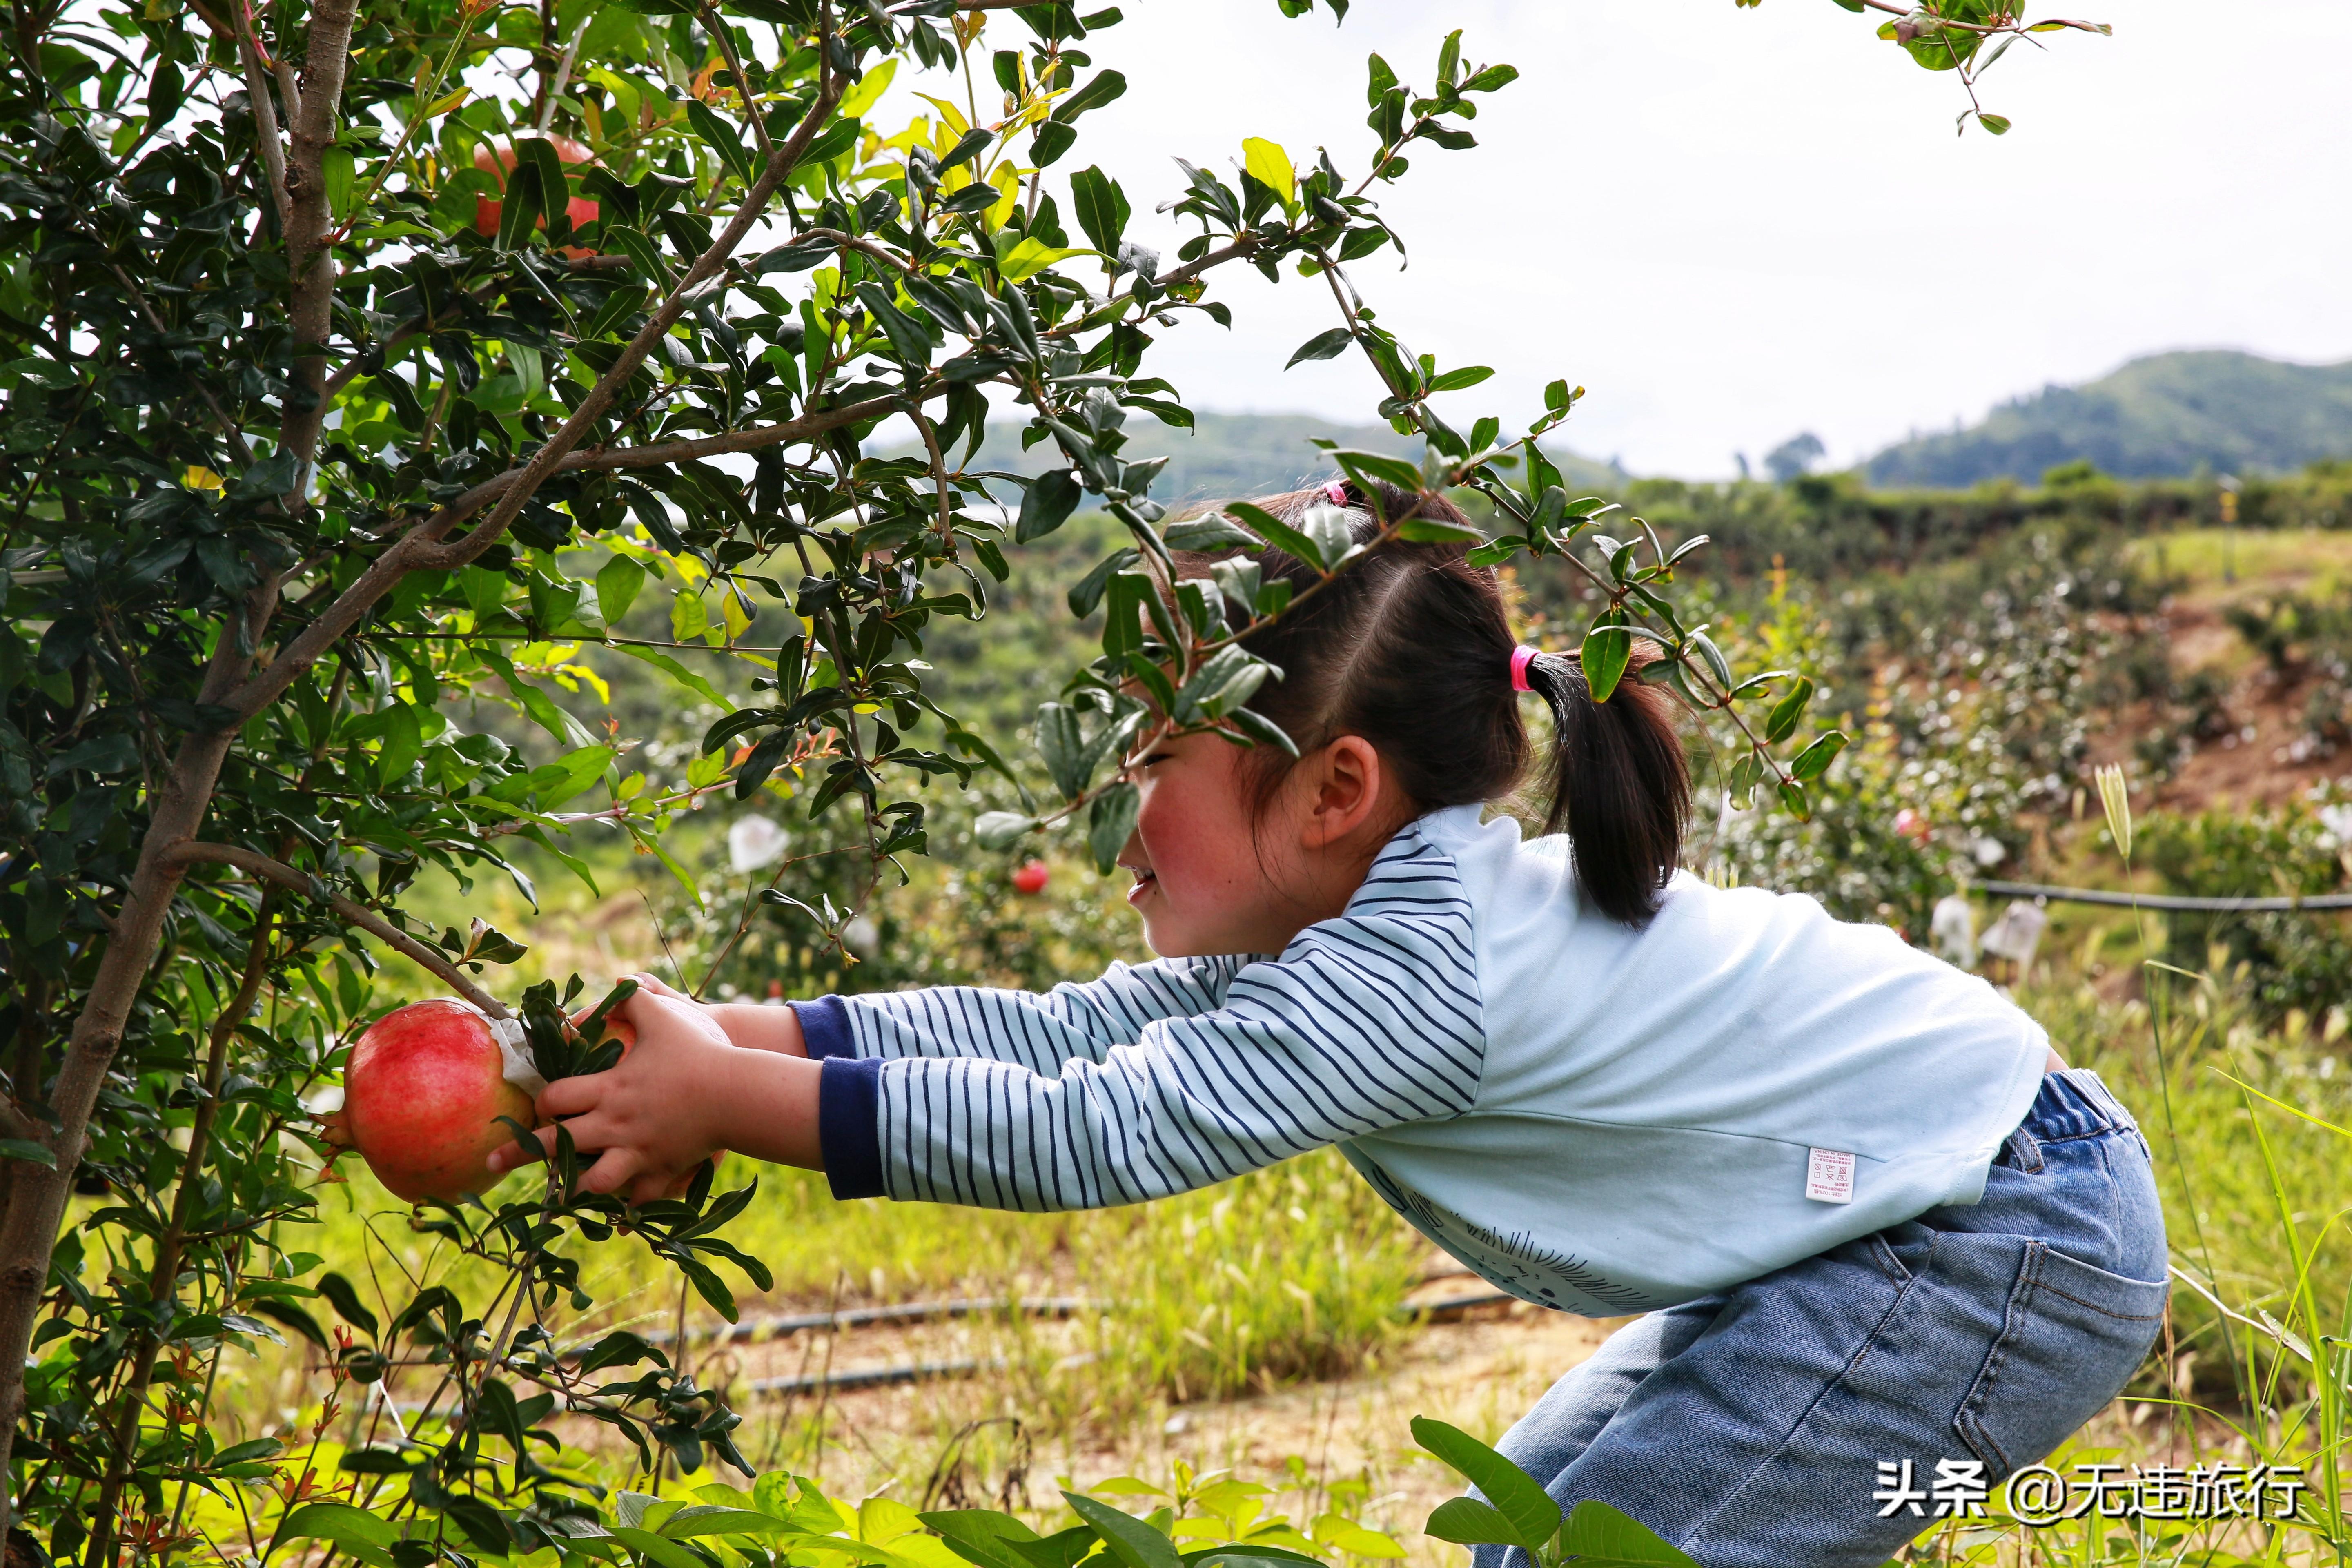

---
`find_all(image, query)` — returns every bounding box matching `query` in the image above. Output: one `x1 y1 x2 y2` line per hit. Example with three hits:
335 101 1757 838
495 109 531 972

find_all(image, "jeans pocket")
1953 1240 2169 1482
1869 1219 1938 1286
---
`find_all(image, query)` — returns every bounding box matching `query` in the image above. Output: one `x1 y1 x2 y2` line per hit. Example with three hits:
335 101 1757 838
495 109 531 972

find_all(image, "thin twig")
162 843 510 1016
230 12 292 233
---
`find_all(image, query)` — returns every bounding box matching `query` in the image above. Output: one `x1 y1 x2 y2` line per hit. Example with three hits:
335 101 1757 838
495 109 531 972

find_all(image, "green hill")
1864 350 2352 487
886 410 1626 506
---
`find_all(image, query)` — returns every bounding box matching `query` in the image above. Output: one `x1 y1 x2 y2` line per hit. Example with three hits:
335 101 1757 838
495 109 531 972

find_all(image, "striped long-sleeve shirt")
799 806 2050 1316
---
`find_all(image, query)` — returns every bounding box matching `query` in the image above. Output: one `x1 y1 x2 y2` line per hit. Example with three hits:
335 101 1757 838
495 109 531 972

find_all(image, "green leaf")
273 1502 401 1568
921 1511 1041 1568
1425 365 1493 392
1688 630 1733 690
1068 165 1130 256
836 58 897 117
1394 516 1483 545
1224 706 1298 757
1552 1500 1699 1566
1409 1418 1560 1554
974 812 1036 851
1019 470 1085 544
1422 1499 1522 1549
1000 237 1089 283
323 145 357 222
596 555 647 624
615 643 729 710
1085 784 1141 874
1977 112 2012 135
662 1507 791 1539
611 1526 713 1568
1241 136 1296 209
1224 503 1325 573
1069 549 1143 619
1789 729 1849 782
481 650 595 747
1331 448 1424 493
1063 1493 1181 1568
1163 516 1260 552
0 1140 54 1169
1579 625 1633 704
1050 68 1128 124
316 1271 380 1337
1762 677 1813 744
686 100 753 185
495 158 544 252
247 1299 330 1350
539 744 617 810
1036 702 1090 802
1285 327 1354 370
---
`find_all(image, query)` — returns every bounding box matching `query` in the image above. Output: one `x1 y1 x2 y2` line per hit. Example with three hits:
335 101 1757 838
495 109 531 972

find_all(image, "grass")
177 882 2352 1565
2129 526 2352 606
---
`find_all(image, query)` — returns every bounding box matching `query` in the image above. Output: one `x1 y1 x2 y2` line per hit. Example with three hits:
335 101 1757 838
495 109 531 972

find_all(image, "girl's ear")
1296 735 1392 849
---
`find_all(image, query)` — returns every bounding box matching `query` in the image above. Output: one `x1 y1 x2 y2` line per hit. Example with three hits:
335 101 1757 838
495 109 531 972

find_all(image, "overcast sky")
882 0 2352 479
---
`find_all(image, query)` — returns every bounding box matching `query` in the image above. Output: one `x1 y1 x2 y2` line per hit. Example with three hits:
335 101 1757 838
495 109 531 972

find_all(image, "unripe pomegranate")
327 999 540 1203
473 136 600 256
1012 860 1050 896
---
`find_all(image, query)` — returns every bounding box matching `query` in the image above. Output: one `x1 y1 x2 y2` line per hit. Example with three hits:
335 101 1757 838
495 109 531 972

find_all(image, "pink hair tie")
1510 645 1541 693
1322 479 1350 506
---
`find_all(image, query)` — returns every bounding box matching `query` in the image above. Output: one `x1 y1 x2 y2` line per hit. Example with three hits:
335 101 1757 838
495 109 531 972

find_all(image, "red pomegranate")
327 999 539 1203
473 136 600 256
1012 860 1050 896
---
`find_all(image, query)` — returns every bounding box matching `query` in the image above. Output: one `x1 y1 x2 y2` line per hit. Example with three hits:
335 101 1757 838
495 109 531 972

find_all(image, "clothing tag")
1805 1147 1856 1204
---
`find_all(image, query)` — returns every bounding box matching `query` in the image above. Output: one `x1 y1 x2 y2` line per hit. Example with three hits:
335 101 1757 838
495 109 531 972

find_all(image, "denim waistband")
2020 1067 2139 1142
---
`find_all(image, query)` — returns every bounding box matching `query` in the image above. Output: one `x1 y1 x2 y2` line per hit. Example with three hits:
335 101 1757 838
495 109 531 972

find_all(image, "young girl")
491 483 2167 1568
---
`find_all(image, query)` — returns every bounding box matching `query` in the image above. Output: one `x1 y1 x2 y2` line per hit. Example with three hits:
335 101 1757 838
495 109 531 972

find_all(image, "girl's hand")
625 971 808 1056
490 973 822 1204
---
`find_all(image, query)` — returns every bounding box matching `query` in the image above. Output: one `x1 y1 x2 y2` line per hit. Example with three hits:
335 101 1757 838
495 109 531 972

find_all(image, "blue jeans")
1468 1069 2168 1568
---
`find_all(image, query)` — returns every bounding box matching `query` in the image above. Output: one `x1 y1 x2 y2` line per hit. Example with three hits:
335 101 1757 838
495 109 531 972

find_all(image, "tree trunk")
0 724 233 1539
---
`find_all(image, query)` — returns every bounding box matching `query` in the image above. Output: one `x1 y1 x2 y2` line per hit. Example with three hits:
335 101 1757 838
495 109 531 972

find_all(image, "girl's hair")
1174 481 1690 927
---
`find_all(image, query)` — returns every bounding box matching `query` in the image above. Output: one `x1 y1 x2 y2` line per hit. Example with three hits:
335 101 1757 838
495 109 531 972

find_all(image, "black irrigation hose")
1975 880 2352 914
729 1289 1523 1398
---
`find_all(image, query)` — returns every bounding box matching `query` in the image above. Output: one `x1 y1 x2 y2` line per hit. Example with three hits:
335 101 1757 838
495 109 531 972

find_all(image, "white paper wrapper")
488 1014 549 1098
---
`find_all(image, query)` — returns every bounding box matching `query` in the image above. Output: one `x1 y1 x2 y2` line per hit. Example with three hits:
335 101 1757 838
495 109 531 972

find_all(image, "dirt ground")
2114 529 2352 813
643 1277 1621 1555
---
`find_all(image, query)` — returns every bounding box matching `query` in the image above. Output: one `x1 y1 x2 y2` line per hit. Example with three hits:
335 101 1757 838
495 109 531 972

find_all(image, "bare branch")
698 4 775 164
799 227 913 275
1153 235 1258 291
535 14 592 133
231 22 292 234
277 0 363 482
164 843 511 1017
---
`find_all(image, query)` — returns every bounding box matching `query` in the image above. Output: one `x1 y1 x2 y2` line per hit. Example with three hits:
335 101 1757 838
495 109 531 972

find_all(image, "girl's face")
1118 729 1399 958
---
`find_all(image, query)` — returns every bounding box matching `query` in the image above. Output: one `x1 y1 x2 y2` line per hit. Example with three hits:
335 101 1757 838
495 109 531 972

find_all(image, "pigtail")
1526 654 1690 927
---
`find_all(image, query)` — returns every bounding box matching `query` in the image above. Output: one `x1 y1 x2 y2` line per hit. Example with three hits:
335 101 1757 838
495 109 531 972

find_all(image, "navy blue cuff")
817 1056 885 1200
791 996 858 1060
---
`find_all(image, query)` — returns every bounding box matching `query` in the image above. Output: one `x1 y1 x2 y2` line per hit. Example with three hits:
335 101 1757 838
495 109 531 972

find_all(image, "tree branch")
232 23 292 235
83 894 280 1568
411 53 850 579
223 384 923 726
1153 235 1258 291
800 227 912 275
277 0 362 486
163 843 511 1017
